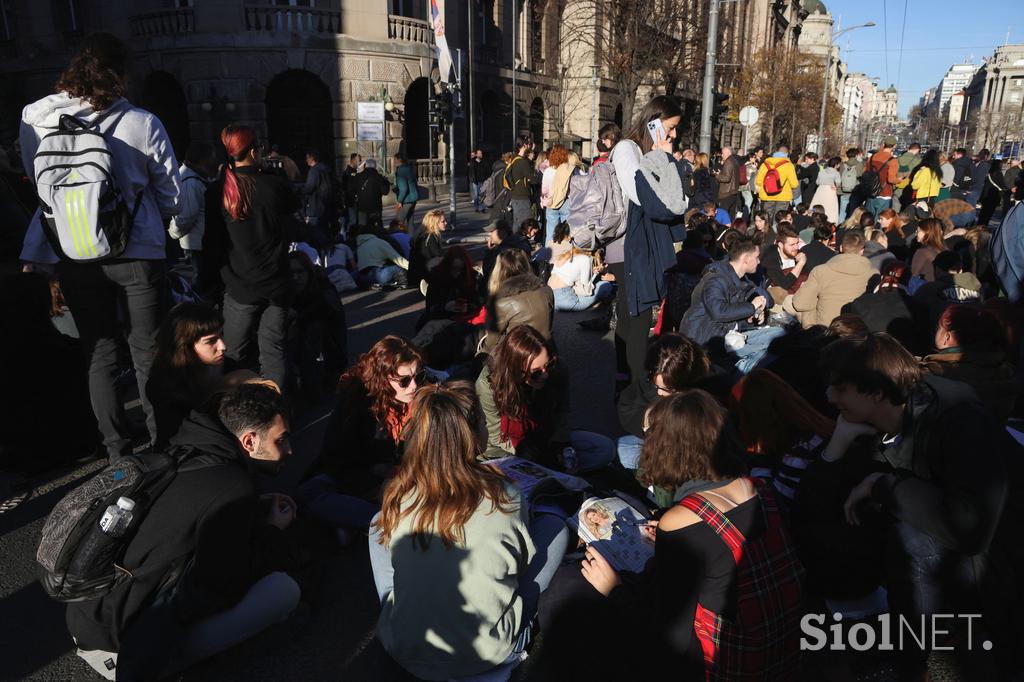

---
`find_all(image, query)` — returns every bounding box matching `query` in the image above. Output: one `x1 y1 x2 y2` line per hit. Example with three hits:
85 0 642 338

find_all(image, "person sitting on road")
408 208 447 293
762 222 809 299
369 381 570 681
481 219 532 285
355 224 409 290
546 221 615 312
784 230 874 329
69 384 302 681
317 335 427 500
580 389 804 679
480 249 554 354
476 325 614 472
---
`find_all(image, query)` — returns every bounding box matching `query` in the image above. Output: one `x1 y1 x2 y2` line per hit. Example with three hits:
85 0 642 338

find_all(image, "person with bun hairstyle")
219 124 301 390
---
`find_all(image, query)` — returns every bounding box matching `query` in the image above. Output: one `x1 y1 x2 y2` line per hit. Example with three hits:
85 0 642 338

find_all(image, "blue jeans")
295 474 379 529
552 281 614 312
950 210 977 228
865 196 892 218
617 434 644 470
357 264 402 287
59 259 165 460
839 194 850 221
734 326 786 374
568 430 617 472
545 204 571 246
471 182 483 210
368 512 570 621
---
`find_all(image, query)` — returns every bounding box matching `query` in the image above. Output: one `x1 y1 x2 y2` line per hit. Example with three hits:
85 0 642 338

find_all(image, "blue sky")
824 0 1013 117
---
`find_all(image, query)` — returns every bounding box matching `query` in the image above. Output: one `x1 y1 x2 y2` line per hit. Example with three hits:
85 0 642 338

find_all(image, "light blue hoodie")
19 93 181 263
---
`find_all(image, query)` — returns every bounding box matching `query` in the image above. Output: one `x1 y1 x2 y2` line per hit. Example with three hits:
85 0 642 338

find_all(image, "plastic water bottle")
99 497 136 537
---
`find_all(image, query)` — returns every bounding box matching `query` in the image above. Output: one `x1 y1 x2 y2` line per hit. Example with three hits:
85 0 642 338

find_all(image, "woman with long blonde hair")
409 208 447 292
369 381 570 680
692 151 715 205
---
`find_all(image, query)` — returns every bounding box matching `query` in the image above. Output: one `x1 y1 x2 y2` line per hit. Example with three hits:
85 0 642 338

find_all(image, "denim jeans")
222 291 289 390
552 281 614 312
58 259 165 460
865 196 892 218
357 264 402 287
616 434 645 470
838 194 850 222
568 430 616 472
734 326 786 374
471 182 483 210
295 474 379 529
545 204 571 245
368 511 570 623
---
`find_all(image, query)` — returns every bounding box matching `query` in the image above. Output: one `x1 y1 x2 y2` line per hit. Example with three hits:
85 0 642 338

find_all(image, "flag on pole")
430 0 454 84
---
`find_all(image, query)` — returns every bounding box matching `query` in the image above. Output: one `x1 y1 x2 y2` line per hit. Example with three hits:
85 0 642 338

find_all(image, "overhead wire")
882 0 889 84
895 0 909 90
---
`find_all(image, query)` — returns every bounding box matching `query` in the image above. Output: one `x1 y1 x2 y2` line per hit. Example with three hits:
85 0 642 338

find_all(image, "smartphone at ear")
646 118 666 146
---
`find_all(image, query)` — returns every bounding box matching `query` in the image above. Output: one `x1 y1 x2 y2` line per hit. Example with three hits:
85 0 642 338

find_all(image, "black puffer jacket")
66 412 289 653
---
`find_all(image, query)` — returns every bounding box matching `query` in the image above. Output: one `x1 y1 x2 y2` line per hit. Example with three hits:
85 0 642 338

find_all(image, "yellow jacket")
756 157 799 202
911 168 941 200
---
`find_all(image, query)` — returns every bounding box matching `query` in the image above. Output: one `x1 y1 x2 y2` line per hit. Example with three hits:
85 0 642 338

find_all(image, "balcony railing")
415 158 448 183
245 5 341 34
129 9 196 37
388 15 434 47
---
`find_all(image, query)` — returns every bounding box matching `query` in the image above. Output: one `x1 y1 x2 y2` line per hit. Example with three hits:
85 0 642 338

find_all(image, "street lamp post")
817 22 875 155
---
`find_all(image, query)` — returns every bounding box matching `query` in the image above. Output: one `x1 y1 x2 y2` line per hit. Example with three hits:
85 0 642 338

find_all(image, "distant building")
841 73 879 147
963 44 1024 151
936 63 979 115
876 85 899 124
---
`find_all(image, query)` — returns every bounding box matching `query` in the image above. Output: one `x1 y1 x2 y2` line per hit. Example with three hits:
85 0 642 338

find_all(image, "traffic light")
712 91 729 123
436 90 452 123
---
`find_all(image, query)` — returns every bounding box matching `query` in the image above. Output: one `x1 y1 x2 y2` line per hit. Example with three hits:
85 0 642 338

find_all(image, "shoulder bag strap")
678 492 746 565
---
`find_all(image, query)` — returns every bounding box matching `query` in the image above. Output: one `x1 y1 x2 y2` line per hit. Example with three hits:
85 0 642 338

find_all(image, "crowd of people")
4 33 1024 682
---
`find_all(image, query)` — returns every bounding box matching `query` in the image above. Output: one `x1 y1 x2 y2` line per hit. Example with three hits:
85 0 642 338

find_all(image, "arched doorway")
479 89 501 154
265 70 333 167
529 97 544 149
614 103 623 129
139 72 190 161
404 77 430 160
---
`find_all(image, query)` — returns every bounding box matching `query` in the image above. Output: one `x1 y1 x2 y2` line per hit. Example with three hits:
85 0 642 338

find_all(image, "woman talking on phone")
605 96 689 388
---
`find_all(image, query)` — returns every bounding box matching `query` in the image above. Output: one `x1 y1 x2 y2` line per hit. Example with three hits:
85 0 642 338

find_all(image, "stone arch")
138 71 190 160
265 69 333 166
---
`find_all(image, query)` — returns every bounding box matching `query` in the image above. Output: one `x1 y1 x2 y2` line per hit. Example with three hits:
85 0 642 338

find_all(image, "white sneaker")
76 647 117 680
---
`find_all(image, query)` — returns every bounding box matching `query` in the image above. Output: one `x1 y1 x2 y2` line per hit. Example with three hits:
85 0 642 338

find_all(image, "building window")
390 0 426 19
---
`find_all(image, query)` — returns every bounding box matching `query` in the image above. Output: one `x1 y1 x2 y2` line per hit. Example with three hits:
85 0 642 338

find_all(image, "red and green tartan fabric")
678 477 805 681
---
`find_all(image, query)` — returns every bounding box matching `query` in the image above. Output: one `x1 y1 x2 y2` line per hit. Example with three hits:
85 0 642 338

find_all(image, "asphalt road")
0 196 620 682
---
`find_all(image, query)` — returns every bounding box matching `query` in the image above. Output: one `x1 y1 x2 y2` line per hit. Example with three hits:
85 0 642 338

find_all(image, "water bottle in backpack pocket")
33 112 143 262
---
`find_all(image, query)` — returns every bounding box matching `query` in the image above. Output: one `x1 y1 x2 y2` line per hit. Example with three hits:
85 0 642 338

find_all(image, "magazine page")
570 496 654 573
487 456 588 499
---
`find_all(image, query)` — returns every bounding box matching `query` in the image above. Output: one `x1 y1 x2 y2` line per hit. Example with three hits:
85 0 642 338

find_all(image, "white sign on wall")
356 122 385 142
357 102 385 123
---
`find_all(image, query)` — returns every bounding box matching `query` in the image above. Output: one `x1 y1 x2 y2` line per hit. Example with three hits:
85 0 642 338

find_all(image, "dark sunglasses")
392 369 434 389
527 358 557 382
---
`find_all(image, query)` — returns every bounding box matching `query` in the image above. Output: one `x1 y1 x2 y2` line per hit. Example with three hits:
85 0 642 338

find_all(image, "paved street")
0 195 620 681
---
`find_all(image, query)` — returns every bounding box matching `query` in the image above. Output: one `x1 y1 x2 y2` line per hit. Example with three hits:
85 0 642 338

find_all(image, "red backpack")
762 160 787 196
738 162 748 186
678 477 805 681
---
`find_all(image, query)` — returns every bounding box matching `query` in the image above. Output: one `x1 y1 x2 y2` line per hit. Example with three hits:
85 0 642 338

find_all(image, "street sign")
739 106 759 127
356 122 384 141
357 102 385 122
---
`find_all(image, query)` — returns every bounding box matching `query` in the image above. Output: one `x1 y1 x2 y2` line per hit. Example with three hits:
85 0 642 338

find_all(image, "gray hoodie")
19 93 181 263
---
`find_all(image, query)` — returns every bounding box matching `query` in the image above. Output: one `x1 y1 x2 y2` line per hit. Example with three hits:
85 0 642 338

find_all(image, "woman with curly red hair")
316 335 428 499
219 123 301 391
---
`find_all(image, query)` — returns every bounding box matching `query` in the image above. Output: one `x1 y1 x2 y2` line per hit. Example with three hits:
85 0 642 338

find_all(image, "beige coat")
788 253 874 328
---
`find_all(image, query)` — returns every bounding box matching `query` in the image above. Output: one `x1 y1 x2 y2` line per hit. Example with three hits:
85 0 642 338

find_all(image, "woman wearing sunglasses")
307 336 428 530
476 325 614 472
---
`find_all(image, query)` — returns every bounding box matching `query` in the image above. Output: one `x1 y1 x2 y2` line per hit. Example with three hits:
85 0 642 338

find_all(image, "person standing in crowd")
266 145 300 182
784 231 874 329
969 148 992 206
755 144 799 224
408 208 447 294
581 390 804 679
691 152 716 207
505 133 536 229
298 148 331 231
19 33 181 462
69 384 301 681
370 380 570 681
542 145 575 243
353 158 390 228
979 158 1009 228
169 141 216 294
907 149 943 207
716 146 742 220
839 148 863 220
393 153 419 232
950 147 975 201
341 152 362 232
938 151 955 201
863 136 900 217
219 123 298 391
742 151 759 215
811 156 841 225
797 152 820 205
468 149 488 212
592 123 621 166
897 142 922 180
608 96 688 386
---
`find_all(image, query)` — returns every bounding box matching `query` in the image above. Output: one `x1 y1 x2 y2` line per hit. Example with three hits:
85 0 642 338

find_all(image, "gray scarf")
638 150 688 215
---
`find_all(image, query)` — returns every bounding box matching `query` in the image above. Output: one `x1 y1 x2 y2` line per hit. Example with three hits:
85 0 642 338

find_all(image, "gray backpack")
840 161 860 193
565 161 626 250
33 111 142 262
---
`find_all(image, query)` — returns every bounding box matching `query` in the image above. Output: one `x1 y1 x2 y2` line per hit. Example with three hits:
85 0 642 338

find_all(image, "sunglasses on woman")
527 358 557 382
392 369 435 389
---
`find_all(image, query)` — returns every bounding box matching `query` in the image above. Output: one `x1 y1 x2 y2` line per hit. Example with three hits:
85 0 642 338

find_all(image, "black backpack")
858 157 893 198
36 448 206 603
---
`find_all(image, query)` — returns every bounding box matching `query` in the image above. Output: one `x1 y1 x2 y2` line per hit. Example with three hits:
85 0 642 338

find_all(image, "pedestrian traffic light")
712 91 729 123
436 90 452 125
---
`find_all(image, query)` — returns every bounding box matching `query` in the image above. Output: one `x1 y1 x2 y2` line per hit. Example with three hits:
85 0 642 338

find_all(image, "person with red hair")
219 124 300 391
